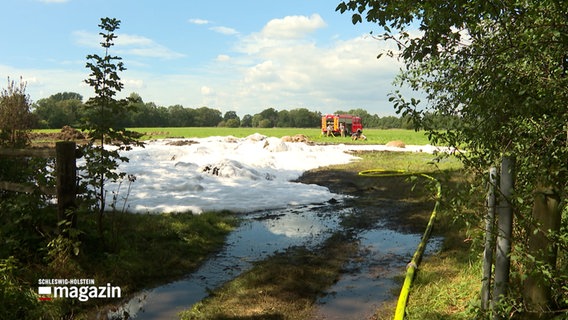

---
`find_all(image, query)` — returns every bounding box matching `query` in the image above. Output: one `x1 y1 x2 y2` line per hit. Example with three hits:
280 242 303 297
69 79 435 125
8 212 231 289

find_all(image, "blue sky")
1 0 405 117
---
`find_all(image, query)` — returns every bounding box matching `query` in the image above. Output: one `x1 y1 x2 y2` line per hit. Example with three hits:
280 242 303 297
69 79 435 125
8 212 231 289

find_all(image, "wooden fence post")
56 141 77 228
481 166 498 311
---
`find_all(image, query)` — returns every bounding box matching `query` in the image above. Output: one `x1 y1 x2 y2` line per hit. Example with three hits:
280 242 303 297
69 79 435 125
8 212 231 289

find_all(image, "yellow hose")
358 169 442 320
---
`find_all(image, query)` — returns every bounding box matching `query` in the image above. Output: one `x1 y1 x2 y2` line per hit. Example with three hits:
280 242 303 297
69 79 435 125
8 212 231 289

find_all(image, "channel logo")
37 279 121 302
37 286 53 301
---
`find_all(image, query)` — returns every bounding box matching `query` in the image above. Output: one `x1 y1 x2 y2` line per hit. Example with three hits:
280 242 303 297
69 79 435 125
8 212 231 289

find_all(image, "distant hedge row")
32 92 460 130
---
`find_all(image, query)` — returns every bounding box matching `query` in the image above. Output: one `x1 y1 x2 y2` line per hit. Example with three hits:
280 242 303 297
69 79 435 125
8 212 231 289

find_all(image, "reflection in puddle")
104 204 344 320
315 228 442 320
101 203 442 320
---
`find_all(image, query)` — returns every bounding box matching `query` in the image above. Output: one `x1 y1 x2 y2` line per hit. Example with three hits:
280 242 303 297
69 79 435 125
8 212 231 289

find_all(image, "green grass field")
33 127 433 145
135 127 432 145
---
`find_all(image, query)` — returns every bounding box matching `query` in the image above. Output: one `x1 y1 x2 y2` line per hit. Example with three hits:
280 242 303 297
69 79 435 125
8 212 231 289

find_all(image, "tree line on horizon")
31 91 460 130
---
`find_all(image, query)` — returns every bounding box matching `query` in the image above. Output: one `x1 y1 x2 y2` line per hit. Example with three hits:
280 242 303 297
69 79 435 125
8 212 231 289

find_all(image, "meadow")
136 127 432 145
34 127 433 145
23 127 470 319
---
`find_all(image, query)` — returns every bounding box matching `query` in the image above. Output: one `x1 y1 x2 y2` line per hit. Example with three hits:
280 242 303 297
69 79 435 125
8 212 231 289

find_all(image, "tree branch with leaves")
337 0 567 316
80 17 144 239
0 77 33 148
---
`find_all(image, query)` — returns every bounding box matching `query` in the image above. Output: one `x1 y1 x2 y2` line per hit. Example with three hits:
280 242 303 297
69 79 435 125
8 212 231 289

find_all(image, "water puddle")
103 204 345 320
314 227 442 320
99 202 443 320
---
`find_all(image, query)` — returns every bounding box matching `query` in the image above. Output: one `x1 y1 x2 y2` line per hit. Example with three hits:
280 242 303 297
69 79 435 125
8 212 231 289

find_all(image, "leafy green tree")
289 108 320 128
33 92 83 128
258 119 272 128
51 92 83 102
169 104 195 127
400 114 415 130
224 119 240 128
258 108 278 127
422 112 461 130
344 107 368 117
223 111 239 122
0 78 48 205
131 102 168 127
0 77 33 148
222 111 240 128
194 106 222 127
333 108 379 128
251 114 263 128
81 18 143 236
376 116 401 129
241 114 253 127
276 109 291 127
338 0 567 316
124 93 146 126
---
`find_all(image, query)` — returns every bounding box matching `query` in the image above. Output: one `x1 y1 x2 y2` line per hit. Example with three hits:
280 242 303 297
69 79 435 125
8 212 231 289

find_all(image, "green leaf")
352 14 362 24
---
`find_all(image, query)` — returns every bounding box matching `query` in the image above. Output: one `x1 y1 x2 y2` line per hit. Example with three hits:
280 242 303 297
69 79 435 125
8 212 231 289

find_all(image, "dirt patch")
281 134 313 144
144 131 170 136
29 126 86 142
386 140 406 148
296 166 434 234
165 139 199 146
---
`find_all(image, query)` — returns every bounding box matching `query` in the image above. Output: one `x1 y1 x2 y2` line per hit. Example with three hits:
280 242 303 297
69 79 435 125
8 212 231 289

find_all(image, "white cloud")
116 34 155 47
189 18 210 25
210 26 239 36
200 85 221 107
262 14 326 39
190 18 238 36
216 54 231 62
242 60 281 91
223 18 402 113
121 72 206 107
201 86 214 95
120 46 185 60
129 15 404 115
0 64 90 102
237 14 326 55
73 31 185 60
124 79 145 89
5 13 406 116
72 30 100 48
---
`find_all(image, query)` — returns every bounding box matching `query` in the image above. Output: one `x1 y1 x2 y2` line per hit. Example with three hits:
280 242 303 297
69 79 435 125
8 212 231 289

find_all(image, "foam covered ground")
105 134 448 214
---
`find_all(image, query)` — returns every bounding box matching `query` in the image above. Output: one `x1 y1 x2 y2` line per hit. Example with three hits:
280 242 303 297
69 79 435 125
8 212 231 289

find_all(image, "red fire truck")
321 114 363 136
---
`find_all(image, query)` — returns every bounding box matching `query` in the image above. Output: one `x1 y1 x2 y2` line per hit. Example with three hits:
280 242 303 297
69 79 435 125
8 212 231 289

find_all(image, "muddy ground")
291 162 440 319
296 164 435 234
